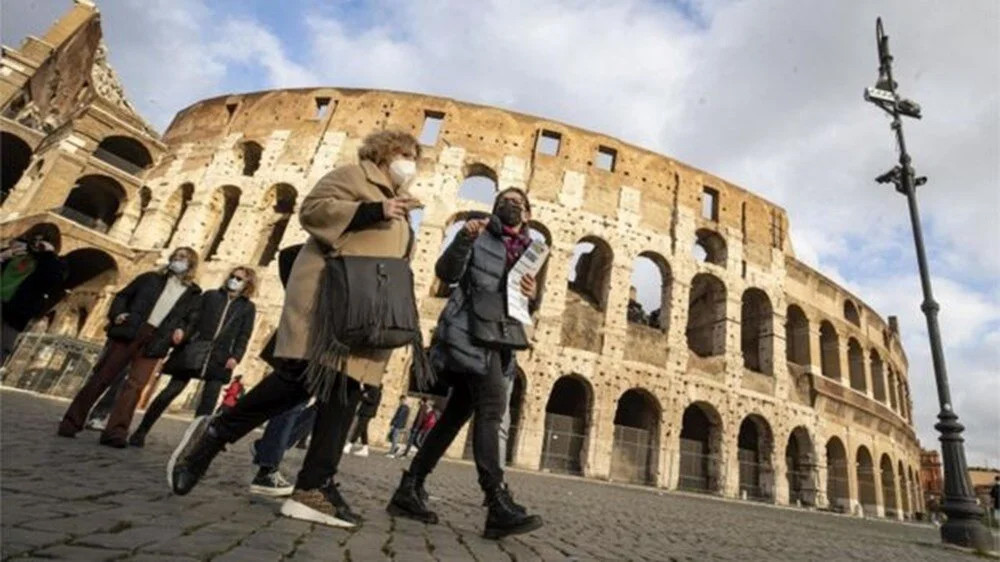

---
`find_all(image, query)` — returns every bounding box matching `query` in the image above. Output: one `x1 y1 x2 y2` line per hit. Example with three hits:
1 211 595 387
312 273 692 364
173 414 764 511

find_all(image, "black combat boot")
483 483 543 540
386 470 438 524
167 416 226 495
128 422 151 448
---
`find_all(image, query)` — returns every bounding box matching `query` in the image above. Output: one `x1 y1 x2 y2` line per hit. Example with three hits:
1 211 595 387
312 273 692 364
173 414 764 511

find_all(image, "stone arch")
610 388 660 485
63 248 119 290
254 183 298 266
880 453 898 518
785 305 810 365
785 426 817 506
847 338 865 392
1 131 32 204
61 174 126 233
887 366 898 410
204 185 242 261
678 401 724 493
686 273 727 357
741 288 774 374
844 300 861 326
457 163 498 206
870 350 886 403
240 140 263 177
541 374 592 476
898 460 911 517
563 236 613 353
95 135 153 173
163 183 194 249
629 251 672 331
819 321 841 381
737 414 775 501
856 446 878 517
693 228 727 266
825 436 850 512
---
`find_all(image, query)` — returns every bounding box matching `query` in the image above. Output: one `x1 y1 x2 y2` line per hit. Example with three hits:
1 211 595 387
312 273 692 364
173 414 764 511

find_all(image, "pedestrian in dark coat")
344 385 383 456
387 187 545 539
58 247 202 447
128 266 258 447
401 397 430 458
386 396 411 457
0 223 67 361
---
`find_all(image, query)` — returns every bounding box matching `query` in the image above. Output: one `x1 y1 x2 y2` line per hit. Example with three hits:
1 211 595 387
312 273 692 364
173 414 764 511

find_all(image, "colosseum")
1 2 924 519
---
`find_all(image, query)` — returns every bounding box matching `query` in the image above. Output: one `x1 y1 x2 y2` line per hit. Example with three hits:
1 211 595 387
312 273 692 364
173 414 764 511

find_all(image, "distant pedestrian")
416 408 438 447
400 397 430 458
386 395 410 458
991 475 1000 523
344 385 382 457
218 375 245 414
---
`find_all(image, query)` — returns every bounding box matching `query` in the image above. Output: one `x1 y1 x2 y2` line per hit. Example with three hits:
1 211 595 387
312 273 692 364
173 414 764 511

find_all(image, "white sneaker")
342 443 354 454
85 417 107 431
353 445 369 457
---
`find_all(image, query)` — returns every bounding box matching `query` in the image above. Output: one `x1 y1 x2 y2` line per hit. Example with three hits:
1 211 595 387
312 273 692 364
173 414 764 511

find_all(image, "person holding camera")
0 224 67 361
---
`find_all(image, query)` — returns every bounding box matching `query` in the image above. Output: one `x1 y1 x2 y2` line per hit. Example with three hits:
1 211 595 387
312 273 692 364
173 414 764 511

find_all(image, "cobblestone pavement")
1 389 988 561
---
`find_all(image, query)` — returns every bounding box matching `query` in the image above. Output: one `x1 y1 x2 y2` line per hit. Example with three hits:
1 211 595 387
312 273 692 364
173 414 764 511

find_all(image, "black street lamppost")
863 17 992 550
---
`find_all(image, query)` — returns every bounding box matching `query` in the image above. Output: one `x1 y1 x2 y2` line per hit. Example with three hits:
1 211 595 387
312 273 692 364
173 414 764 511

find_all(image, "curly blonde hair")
228 266 257 299
357 130 421 167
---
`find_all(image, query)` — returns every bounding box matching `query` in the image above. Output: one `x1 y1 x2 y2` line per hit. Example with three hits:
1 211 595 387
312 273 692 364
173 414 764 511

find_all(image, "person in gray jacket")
387 187 544 540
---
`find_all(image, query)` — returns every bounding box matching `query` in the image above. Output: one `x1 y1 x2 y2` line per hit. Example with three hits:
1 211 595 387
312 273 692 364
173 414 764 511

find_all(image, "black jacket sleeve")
181 291 203 341
435 230 477 284
346 201 386 232
108 271 156 322
232 301 256 361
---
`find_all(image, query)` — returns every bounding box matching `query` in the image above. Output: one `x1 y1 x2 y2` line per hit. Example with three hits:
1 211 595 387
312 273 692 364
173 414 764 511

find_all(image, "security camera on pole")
863 17 992 550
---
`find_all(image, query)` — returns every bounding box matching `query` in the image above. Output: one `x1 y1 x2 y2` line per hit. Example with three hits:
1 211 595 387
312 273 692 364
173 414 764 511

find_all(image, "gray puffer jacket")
430 215 541 377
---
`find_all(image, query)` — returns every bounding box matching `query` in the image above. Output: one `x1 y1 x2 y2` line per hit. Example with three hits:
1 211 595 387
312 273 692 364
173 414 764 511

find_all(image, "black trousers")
410 361 508 494
348 416 372 445
210 363 361 490
137 376 223 433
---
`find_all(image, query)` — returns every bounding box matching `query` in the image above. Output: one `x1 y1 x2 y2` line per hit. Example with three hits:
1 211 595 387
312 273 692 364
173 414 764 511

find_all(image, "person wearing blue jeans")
249 398 318 496
386 396 410 457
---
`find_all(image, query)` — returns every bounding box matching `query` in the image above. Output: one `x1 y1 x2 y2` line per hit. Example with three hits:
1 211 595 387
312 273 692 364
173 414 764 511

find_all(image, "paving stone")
212 546 285 562
31 543 128 561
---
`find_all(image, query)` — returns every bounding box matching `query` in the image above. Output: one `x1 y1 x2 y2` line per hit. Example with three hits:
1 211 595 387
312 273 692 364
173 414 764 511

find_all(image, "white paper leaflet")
507 240 550 326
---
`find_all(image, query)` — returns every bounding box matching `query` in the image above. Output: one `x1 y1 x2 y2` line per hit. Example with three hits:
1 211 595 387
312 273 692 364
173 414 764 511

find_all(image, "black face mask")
495 200 523 227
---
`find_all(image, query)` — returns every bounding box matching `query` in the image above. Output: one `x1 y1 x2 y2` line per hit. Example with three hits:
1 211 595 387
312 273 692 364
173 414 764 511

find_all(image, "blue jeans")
389 427 405 454
253 399 316 470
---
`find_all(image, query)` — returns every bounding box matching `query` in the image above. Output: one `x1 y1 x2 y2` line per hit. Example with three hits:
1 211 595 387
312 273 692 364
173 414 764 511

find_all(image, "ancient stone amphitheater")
1 2 924 519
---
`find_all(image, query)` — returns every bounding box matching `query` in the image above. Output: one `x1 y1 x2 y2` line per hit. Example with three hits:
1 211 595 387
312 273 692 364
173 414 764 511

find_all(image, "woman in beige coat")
167 130 424 529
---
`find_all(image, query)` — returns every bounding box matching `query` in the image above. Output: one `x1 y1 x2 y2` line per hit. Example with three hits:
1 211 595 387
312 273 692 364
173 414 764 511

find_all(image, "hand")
383 197 422 220
462 218 489 238
226 358 238 370
33 241 55 253
114 313 130 325
520 273 537 299
172 329 184 345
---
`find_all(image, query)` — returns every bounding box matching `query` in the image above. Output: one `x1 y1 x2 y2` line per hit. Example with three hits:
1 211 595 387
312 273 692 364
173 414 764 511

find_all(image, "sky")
2 0 997 466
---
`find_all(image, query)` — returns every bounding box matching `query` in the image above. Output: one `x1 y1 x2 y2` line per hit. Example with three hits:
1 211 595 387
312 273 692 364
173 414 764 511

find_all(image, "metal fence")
540 413 586 475
609 425 656 485
1 333 103 398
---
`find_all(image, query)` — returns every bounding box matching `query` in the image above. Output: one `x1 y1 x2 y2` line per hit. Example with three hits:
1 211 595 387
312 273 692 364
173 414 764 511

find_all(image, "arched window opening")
457 164 498 206
131 186 153 238
61 175 126 233
1 132 32 204
241 141 263 177
741 288 774 374
541 375 591 476
95 135 153 174
693 228 727 266
431 215 472 298
629 252 672 331
856 446 878 517
881 454 898 518
887 368 898 411
819 321 841 380
825 437 850 512
870 351 886 403
678 402 723 493
610 389 660 485
847 338 866 392
563 237 613 353
785 305 810 365
256 183 298 266
785 427 817 506
164 183 194 249
64 249 119 290
737 415 775 501
686 273 726 357
844 300 861 326
205 185 242 261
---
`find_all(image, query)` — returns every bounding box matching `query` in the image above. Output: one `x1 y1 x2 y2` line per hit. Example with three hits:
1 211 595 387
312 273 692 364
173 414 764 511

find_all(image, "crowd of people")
2 129 546 540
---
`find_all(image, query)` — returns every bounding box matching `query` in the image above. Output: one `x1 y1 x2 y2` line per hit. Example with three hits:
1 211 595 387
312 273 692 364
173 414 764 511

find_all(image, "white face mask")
388 158 417 187
168 259 189 275
226 277 245 292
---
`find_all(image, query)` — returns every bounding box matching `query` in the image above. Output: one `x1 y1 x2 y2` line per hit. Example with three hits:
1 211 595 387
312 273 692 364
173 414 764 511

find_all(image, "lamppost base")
940 513 995 552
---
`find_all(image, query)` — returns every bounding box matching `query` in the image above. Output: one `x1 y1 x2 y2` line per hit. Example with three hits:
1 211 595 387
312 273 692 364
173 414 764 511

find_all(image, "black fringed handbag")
305 255 435 402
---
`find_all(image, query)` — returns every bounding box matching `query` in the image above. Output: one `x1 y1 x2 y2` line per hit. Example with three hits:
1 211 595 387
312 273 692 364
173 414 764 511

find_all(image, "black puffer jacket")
431 215 542 377
106 271 202 358
164 289 256 382
1 249 67 331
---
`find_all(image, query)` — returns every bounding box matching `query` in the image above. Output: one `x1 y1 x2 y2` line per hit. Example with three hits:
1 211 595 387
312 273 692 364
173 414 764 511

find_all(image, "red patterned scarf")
501 225 531 267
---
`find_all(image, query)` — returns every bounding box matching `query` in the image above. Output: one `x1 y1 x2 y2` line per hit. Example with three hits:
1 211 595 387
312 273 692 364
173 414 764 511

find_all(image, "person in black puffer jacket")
343 385 383 457
128 266 257 447
58 247 202 448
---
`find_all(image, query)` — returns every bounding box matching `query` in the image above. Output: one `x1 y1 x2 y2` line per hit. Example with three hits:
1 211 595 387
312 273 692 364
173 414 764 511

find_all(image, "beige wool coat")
273 160 413 386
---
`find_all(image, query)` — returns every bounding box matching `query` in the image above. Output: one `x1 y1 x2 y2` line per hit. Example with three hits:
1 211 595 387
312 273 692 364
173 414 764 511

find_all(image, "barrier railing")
1 333 103 398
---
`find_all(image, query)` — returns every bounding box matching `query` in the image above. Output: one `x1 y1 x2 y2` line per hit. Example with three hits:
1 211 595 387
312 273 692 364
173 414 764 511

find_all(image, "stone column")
587 396 614 480
130 205 177 249
514 395 547 471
